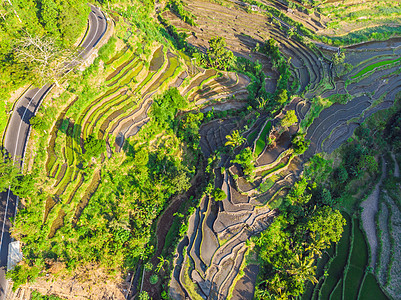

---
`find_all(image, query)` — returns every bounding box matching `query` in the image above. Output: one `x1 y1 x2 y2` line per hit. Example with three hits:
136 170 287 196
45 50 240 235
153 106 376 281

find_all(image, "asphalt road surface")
0 5 107 298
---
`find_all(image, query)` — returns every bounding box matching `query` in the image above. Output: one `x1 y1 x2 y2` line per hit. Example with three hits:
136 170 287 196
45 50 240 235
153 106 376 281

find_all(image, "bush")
144 262 153 272
150 274 159 285
30 115 48 131
138 291 150 300
292 134 310 155
207 37 235 70
231 147 255 180
211 188 226 201
83 134 106 159
168 0 197 26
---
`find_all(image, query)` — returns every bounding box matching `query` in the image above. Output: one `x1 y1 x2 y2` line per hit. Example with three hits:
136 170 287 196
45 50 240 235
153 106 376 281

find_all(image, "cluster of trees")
151 88 187 128
255 178 345 299
291 133 310 154
83 134 106 160
0 151 20 192
385 108 401 151
231 147 255 180
249 38 292 113
206 37 235 70
0 0 89 98
279 109 298 132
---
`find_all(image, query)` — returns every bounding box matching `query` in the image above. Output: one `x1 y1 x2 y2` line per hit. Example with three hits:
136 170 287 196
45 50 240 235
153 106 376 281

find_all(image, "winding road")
0 5 107 298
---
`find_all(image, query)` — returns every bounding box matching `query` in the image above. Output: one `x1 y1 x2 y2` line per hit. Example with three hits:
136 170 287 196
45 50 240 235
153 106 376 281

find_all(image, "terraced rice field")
171 98 307 299
254 121 272 157
375 155 401 299
351 56 401 79
38 41 251 244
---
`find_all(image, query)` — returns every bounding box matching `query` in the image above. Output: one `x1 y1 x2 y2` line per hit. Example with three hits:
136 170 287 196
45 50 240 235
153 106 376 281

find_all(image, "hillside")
0 0 401 299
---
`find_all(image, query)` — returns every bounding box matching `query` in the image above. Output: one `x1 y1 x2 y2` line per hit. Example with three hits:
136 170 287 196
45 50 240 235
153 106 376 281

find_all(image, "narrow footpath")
360 157 385 268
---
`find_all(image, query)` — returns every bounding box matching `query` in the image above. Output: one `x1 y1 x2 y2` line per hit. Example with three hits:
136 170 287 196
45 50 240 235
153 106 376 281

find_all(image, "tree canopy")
255 178 345 299
280 110 298 130
0 151 20 192
207 37 235 70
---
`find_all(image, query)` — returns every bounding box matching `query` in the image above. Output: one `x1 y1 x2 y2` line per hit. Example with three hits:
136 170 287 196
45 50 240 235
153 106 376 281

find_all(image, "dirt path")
391 152 399 177
360 156 386 269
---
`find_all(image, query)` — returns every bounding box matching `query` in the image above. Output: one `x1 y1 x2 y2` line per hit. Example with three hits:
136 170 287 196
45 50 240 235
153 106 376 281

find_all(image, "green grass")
351 57 401 79
359 273 388 300
255 121 272 157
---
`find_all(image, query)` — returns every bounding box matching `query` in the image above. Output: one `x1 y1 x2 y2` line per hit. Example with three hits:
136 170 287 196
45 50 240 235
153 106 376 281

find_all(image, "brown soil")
11 264 127 300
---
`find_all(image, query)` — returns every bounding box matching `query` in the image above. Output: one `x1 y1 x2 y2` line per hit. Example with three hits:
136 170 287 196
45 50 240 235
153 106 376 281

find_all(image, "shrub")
83 134 106 159
144 262 153 272
138 291 150 300
231 147 255 180
211 188 226 201
292 133 310 154
149 274 158 285
98 36 117 62
207 37 235 70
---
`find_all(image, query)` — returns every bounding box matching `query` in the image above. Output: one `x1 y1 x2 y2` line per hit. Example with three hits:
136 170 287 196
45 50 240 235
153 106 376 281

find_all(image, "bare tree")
15 33 82 87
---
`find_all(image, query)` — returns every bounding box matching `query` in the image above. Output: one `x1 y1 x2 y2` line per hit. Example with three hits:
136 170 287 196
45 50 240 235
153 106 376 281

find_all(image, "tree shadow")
234 33 264 52
57 118 82 143
17 106 34 125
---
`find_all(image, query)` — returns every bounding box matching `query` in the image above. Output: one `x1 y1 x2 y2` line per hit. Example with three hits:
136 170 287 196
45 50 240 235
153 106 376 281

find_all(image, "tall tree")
207 36 235 70
15 33 82 87
279 110 298 132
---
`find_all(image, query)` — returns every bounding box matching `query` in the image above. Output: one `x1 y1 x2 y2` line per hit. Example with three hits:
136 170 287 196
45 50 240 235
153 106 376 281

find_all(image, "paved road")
0 5 107 298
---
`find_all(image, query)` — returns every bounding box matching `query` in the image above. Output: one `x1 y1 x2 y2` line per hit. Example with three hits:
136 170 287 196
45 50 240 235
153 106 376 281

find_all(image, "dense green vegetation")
6 0 201 288
167 0 197 26
30 291 64 300
254 178 346 298
0 151 20 192
0 0 89 98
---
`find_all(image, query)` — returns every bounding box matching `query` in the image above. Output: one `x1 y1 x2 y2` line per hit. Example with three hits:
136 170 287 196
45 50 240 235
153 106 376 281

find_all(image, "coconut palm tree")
225 130 245 148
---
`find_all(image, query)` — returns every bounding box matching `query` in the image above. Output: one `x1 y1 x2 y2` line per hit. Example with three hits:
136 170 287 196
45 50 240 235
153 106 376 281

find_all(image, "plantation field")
255 121 272 157
351 57 401 79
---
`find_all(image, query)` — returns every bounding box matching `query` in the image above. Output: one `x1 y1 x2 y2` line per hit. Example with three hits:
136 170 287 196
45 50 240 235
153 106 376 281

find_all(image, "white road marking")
0 86 44 256
61 8 100 73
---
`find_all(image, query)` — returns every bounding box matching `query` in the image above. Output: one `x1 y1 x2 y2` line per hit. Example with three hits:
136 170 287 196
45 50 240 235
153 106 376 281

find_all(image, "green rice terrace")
2 0 401 299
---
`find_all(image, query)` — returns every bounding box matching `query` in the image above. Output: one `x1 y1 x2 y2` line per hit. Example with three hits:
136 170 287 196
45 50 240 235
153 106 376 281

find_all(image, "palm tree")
156 255 168 273
286 253 317 284
225 130 245 148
